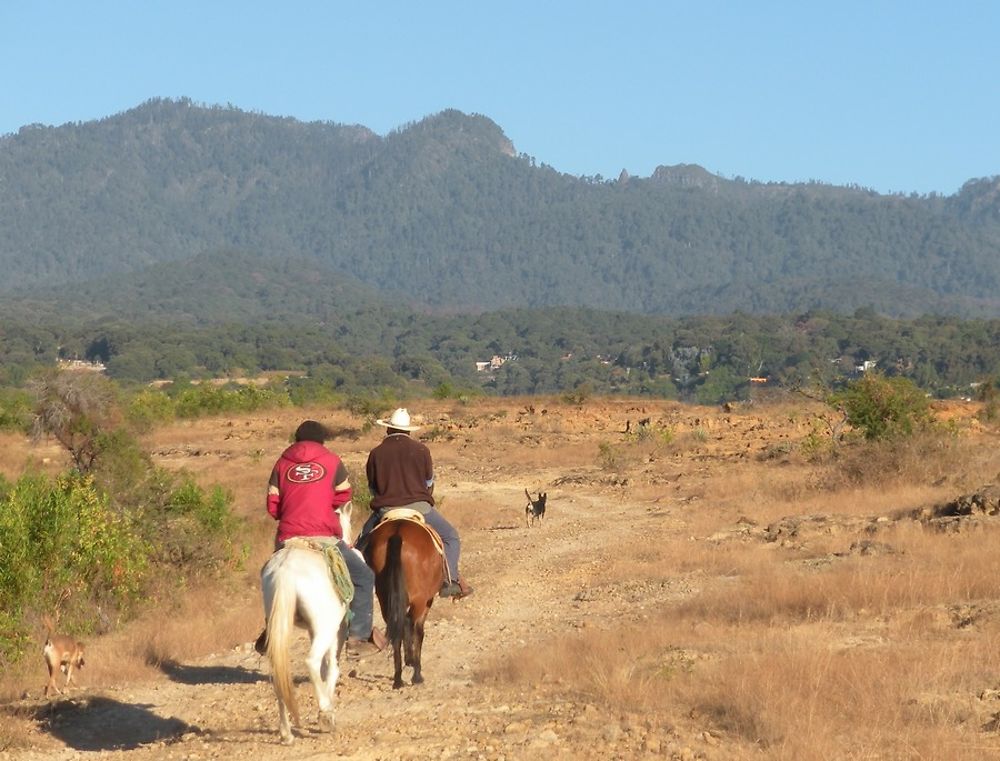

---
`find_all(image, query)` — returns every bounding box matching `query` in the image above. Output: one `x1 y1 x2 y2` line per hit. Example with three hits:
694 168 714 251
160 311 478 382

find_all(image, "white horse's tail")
267 561 300 727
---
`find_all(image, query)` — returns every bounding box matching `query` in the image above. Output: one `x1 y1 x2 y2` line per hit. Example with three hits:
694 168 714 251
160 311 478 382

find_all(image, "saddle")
374 509 446 557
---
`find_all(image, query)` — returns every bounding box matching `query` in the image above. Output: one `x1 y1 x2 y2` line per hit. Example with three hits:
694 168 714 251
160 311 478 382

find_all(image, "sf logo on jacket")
287 462 326 483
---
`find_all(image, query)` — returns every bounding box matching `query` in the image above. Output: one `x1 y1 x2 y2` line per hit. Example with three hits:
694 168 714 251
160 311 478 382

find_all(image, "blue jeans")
337 539 376 640
358 505 460 583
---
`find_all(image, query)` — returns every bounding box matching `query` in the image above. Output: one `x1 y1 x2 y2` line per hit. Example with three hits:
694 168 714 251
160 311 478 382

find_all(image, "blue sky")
2 1 997 195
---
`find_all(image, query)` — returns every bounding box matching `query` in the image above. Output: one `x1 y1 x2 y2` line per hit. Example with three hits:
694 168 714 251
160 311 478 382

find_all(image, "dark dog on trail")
525 489 547 527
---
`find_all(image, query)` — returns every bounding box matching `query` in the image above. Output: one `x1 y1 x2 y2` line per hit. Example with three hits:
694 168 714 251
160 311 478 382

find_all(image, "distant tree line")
3 307 999 408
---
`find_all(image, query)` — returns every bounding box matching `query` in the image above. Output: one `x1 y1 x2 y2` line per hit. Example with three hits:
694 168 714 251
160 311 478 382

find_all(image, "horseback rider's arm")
266 468 281 518
331 461 352 508
365 452 379 498
425 447 434 496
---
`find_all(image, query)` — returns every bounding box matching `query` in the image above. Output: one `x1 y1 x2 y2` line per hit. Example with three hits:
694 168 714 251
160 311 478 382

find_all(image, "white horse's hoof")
318 711 336 732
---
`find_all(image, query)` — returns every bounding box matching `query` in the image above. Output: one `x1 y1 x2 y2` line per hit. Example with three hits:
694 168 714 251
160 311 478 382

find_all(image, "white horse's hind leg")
307 624 339 731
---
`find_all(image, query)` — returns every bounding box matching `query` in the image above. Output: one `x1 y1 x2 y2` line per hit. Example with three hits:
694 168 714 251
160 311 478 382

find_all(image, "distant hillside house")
475 353 516 372
57 358 106 373
855 359 878 374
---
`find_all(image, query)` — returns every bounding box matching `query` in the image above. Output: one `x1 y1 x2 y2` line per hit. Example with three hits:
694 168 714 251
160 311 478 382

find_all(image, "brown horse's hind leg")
404 616 415 667
391 638 405 689
411 610 428 685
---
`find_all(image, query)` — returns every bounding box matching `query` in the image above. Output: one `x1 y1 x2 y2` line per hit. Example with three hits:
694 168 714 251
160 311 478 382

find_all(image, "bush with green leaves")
151 475 240 567
561 382 593 406
173 383 290 418
833 372 932 441
0 388 32 432
0 473 149 664
285 376 344 407
344 392 401 431
0 372 247 666
126 388 177 429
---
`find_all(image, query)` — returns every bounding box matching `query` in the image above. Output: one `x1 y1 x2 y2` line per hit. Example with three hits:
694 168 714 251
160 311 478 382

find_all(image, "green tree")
30 370 121 472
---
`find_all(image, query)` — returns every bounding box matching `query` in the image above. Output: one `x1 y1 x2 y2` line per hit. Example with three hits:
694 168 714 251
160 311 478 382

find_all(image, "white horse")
260 503 353 745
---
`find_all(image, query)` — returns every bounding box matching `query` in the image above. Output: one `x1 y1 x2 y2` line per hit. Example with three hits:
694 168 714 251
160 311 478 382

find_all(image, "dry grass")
819 430 997 493
0 709 37 752
680 529 1000 624
476 400 1000 759
483 609 1000 759
0 432 66 481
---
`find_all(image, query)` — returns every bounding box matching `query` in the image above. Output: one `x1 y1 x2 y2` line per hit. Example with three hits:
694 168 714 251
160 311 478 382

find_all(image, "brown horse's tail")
267 561 301 727
384 533 408 644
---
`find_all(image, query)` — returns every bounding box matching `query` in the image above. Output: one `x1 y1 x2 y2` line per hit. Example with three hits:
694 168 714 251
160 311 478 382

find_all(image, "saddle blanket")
281 537 355 605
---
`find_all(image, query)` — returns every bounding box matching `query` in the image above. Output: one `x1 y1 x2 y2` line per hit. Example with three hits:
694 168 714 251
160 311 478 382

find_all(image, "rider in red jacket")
267 435 352 542
256 420 386 656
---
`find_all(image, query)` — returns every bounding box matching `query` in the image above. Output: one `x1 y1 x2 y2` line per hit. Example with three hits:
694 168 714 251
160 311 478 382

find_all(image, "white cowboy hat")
375 408 421 431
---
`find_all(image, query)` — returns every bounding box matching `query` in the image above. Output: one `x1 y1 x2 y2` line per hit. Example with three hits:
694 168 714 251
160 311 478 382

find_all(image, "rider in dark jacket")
358 408 472 599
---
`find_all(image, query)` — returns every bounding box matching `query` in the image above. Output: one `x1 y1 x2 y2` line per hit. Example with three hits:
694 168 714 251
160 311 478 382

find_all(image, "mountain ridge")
2 98 999 317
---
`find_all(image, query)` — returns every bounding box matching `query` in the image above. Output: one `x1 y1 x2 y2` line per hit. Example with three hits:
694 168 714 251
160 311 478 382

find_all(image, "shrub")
148 475 240 569
286 376 343 407
562 382 592 406
0 389 32 433
598 441 622 470
977 378 1000 423
432 381 456 400
832 372 932 441
126 388 176 429
627 422 674 445
1 372 246 667
799 419 834 461
345 393 393 419
173 383 290 418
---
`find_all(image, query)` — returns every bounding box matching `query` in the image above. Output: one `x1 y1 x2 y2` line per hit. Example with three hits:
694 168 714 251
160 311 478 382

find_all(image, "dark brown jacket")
366 433 434 510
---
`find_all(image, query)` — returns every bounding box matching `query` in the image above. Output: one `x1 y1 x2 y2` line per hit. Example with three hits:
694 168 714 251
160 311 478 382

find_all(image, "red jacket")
267 440 352 543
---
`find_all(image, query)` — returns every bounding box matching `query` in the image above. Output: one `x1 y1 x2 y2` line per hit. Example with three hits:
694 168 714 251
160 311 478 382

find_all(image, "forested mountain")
2 98 999 317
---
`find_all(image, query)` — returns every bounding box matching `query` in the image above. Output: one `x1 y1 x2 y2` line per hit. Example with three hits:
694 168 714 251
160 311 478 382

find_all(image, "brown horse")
364 518 444 689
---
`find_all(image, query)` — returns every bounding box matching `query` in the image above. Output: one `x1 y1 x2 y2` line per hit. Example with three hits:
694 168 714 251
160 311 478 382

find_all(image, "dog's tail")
525 488 532 503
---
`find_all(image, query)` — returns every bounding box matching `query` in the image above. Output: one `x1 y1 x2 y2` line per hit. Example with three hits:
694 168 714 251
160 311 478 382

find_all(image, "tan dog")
42 626 85 696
